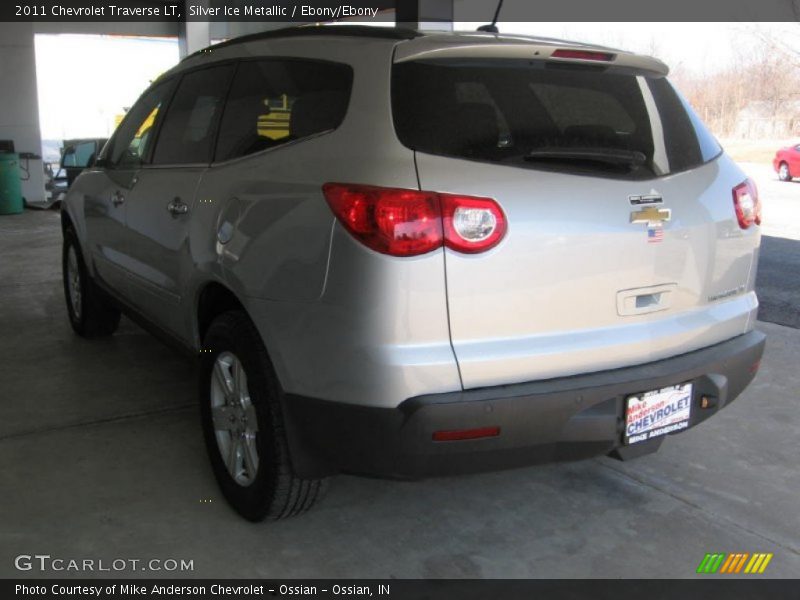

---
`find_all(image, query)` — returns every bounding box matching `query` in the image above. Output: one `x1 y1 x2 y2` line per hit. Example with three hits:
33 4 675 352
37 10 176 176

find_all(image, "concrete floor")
1 209 798 579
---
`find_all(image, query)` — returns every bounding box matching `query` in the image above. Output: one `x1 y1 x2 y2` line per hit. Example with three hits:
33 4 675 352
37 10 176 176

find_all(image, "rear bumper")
283 330 766 479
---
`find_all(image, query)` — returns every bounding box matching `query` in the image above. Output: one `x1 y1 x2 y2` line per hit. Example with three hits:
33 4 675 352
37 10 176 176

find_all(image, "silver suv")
61 26 766 521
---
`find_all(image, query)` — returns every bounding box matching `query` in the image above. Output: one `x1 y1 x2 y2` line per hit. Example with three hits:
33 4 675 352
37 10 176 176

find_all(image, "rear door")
393 54 761 389
124 64 234 342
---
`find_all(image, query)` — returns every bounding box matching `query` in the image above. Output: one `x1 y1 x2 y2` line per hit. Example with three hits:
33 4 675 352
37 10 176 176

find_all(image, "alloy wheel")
66 245 82 320
210 351 260 486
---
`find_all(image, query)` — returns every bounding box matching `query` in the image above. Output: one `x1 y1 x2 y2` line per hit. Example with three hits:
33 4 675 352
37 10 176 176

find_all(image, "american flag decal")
647 227 664 243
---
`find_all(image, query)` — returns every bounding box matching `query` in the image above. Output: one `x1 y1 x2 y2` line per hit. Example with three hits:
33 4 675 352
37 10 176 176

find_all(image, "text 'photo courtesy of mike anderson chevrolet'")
60 25 765 522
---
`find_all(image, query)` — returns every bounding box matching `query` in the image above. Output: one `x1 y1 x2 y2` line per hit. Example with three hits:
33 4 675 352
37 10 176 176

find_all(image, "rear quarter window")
214 59 353 162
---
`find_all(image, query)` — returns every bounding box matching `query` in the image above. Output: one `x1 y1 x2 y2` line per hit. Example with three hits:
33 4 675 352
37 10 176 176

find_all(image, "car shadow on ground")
755 235 800 329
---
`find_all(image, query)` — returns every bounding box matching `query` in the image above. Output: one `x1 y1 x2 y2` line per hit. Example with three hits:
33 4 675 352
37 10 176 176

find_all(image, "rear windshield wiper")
524 147 647 168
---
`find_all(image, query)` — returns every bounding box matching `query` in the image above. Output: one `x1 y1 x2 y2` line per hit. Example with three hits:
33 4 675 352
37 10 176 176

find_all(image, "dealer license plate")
624 383 693 445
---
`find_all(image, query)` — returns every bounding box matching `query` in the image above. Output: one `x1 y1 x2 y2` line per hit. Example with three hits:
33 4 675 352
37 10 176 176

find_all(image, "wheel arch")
60 209 74 232
195 280 248 345
60 207 95 277
194 280 331 480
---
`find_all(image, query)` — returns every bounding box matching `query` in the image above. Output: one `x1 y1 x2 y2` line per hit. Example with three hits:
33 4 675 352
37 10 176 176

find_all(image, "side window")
215 59 353 162
152 65 234 165
108 80 175 168
71 141 96 167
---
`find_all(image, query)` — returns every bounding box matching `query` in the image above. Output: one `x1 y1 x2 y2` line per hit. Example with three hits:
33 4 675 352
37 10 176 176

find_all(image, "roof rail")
185 25 421 60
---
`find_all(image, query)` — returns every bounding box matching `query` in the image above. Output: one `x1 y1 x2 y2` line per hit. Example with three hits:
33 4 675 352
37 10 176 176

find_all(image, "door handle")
167 198 189 216
111 191 125 206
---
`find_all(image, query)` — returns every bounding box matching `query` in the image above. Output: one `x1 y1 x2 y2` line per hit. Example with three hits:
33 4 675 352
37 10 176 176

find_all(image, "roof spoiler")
394 39 669 77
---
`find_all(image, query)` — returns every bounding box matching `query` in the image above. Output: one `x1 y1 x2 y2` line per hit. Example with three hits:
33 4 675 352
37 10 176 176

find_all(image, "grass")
718 138 796 165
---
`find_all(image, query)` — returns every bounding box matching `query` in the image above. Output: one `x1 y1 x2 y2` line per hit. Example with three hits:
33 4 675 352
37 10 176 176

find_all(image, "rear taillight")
441 194 506 254
322 183 441 256
322 183 506 257
551 49 615 62
732 179 761 229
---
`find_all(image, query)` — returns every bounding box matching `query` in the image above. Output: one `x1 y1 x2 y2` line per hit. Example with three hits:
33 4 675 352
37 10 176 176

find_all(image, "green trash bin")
0 152 23 215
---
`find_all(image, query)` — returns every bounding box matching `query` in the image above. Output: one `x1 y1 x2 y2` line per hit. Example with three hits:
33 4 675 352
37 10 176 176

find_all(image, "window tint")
530 83 636 134
152 65 234 165
215 59 353 162
108 80 175 168
646 77 721 171
392 60 720 179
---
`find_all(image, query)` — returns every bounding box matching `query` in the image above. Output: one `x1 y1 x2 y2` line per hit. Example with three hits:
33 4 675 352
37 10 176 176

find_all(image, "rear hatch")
392 38 761 389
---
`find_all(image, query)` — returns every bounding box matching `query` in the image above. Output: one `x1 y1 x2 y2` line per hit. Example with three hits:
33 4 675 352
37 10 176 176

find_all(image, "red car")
773 143 800 181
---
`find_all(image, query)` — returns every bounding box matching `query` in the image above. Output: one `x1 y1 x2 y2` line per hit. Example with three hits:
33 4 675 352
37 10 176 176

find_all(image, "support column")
396 0 454 31
0 23 46 206
178 0 211 58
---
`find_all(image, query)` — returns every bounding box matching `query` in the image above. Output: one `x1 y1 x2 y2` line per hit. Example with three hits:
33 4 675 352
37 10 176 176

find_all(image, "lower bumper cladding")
283 330 766 479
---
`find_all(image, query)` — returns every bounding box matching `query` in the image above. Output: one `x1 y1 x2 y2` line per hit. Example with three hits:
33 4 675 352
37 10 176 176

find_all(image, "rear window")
392 60 721 179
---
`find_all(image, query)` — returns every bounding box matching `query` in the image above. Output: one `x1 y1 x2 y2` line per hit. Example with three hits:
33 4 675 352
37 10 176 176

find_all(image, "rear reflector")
551 49 615 62
322 183 506 257
432 426 500 442
732 178 761 229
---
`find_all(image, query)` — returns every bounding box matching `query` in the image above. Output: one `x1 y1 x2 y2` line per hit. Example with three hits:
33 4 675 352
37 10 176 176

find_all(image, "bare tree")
672 31 800 138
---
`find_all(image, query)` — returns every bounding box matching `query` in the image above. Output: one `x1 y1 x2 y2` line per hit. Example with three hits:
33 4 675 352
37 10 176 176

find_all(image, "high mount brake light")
322 183 506 257
732 179 761 229
551 49 615 62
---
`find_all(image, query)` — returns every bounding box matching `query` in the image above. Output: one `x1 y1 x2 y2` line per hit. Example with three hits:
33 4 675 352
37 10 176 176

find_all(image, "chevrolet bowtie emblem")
630 206 671 226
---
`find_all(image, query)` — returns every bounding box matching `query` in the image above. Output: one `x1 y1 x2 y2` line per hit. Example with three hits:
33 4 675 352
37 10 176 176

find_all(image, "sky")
34 34 179 140
33 22 798 143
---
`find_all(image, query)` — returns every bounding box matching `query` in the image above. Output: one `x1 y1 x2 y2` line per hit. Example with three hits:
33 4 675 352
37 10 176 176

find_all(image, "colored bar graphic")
745 554 761 573
720 554 736 573
697 553 727 574
734 553 749 573
759 554 773 573
696 553 713 573
697 552 773 574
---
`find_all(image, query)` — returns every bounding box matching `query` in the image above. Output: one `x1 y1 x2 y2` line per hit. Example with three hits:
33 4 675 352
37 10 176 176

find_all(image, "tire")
778 162 792 182
199 310 328 521
62 227 121 337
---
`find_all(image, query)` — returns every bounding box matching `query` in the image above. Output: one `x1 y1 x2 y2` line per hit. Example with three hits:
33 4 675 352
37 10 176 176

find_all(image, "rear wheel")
778 162 792 182
199 310 327 521
62 227 121 337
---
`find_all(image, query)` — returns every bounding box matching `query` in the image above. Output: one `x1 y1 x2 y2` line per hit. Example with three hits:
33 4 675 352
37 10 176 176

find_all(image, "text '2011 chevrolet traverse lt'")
61 26 765 521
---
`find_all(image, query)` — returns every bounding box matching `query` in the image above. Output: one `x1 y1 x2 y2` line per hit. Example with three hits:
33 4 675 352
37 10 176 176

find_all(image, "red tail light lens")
551 49 615 62
322 183 506 257
732 179 761 229
322 183 442 256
